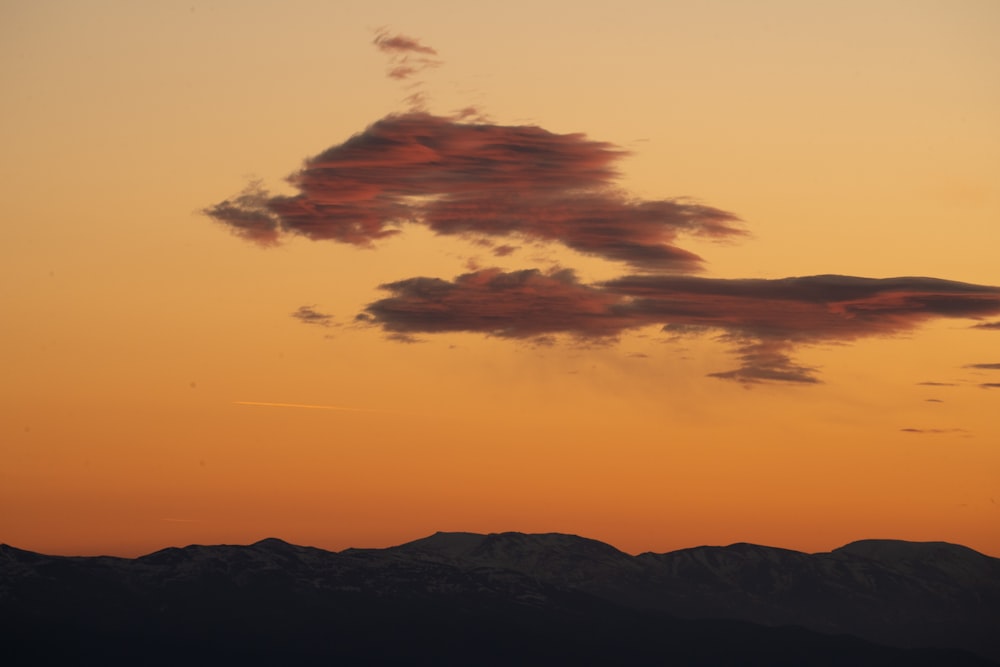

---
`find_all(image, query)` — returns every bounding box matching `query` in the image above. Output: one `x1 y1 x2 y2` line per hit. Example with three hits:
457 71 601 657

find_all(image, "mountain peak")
396 531 627 560
251 537 294 549
394 531 487 557
0 544 46 563
834 539 988 562
477 531 629 556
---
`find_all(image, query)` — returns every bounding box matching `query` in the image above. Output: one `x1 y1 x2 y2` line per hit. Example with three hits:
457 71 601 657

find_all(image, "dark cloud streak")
373 31 438 56
203 181 280 246
292 305 333 327
363 270 1000 384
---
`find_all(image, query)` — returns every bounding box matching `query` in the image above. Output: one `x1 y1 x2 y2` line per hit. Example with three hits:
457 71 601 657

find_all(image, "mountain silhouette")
2 533 998 666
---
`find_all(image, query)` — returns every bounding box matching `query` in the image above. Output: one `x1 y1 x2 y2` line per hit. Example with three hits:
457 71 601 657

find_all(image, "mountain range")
3 532 998 665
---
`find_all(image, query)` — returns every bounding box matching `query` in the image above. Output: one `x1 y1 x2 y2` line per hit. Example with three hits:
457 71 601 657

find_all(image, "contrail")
233 400 394 413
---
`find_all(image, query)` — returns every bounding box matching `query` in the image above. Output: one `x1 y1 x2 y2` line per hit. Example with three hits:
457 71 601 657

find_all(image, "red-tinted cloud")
423 191 733 271
204 36 998 386
374 32 438 56
373 30 442 82
204 113 742 271
363 270 1000 383
366 268 637 340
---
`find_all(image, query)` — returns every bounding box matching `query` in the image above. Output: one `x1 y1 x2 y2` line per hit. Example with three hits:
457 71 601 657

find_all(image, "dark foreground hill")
2 533 998 666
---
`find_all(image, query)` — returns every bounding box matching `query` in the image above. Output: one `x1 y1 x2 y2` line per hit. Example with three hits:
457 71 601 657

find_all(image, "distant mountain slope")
2 534 998 666
385 531 1000 659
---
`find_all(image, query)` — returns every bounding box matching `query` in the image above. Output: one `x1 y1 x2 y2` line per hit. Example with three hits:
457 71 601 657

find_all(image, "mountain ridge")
3 532 998 665
5 532 995 560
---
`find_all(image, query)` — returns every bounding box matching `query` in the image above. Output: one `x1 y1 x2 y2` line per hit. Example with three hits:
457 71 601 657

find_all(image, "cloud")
605 274 1000 383
292 305 333 327
365 268 637 340
663 323 712 338
373 29 442 81
362 270 1000 383
492 244 518 257
203 181 280 245
706 340 819 384
204 33 1000 386
965 363 1000 370
373 31 438 56
204 112 743 271
917 381 957 387
925 399 944 403
981 383 1000 389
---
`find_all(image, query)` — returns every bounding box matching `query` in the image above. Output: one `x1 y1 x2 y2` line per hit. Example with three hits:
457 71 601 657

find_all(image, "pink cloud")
367 268 637 340
373 32 438 56
373 30 442 82
205 113 742 270
204 40 999 387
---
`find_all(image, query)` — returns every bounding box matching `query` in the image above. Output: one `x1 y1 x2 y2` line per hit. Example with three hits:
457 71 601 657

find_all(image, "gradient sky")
2 0 999 558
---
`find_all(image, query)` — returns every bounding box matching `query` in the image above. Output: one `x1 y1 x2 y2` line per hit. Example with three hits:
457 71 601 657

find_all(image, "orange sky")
2 0 999 558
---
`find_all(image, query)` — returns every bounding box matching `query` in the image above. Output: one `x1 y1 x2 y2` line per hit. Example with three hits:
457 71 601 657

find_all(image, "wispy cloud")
707 339 818 385
965 362 1000 370
373 31 438 56
373 29 442 81
291 305 333 327
971 321 1000 330
203 180 280 246
492 244 518 257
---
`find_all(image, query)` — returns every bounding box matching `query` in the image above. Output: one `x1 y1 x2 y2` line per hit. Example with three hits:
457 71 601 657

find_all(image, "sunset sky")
2 0 999 558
